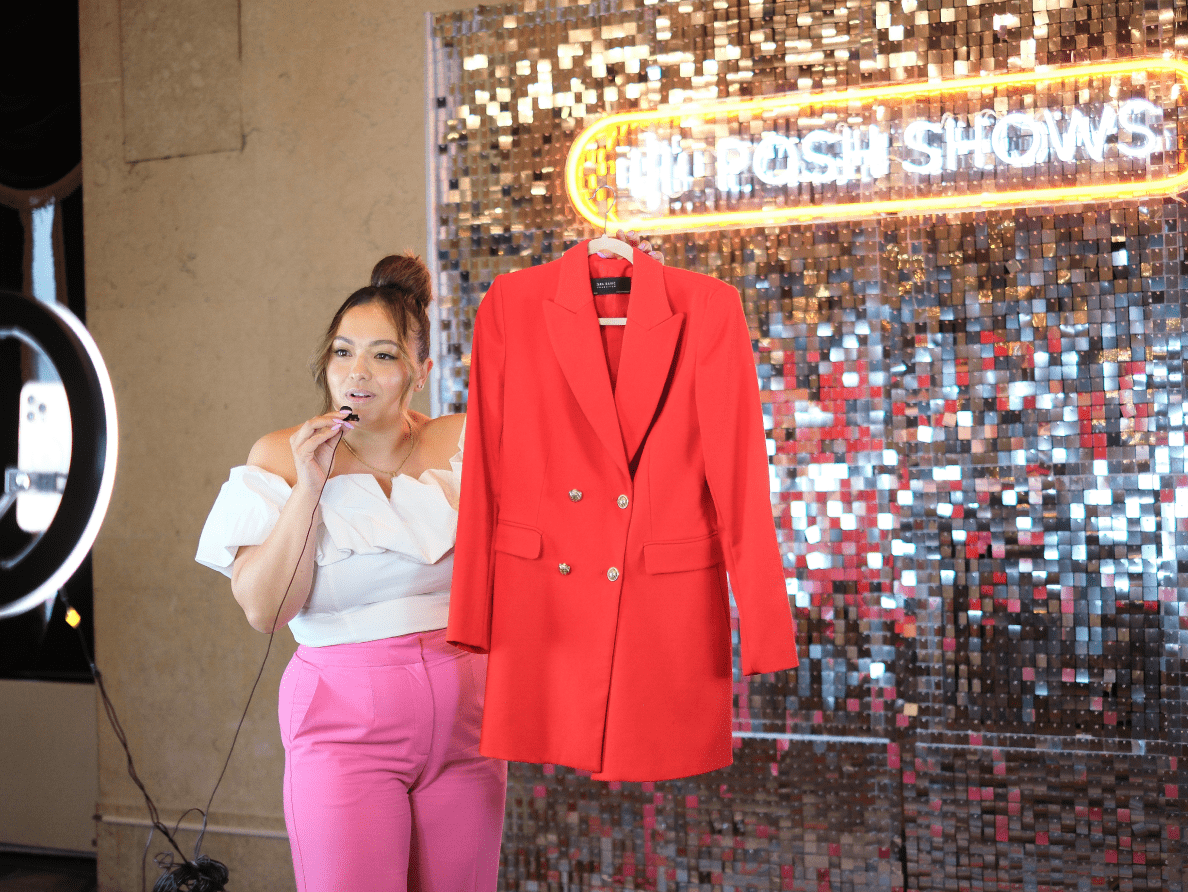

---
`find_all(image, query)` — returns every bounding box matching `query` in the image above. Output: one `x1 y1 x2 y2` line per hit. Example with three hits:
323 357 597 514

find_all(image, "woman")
196 254 505 892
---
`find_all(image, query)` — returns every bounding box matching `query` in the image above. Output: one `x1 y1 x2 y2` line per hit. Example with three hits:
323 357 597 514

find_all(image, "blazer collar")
544 241 685 474
552 240 671 330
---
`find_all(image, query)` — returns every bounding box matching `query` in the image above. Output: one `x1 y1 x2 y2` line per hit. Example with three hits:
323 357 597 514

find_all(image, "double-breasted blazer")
447 240 798 781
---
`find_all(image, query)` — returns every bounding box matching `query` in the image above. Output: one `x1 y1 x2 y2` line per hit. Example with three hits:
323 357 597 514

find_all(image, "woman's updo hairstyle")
312 253 433 413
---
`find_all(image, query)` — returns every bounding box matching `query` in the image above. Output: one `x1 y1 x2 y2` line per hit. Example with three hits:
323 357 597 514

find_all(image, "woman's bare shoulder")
420 411 465 436
417 412 466 458
246 426 299 482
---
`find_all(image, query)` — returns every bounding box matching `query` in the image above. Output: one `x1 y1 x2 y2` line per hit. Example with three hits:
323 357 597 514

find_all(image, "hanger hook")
590 185 617 236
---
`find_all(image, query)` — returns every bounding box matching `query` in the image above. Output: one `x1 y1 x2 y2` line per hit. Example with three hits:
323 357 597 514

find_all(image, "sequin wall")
430 1 1187 890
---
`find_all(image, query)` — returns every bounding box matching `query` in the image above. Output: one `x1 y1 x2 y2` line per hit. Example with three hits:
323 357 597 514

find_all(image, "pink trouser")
278 629 507 892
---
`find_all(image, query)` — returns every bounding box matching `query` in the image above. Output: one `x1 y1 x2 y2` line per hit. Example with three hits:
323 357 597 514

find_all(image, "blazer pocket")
494 521 543 560
643 533 724 574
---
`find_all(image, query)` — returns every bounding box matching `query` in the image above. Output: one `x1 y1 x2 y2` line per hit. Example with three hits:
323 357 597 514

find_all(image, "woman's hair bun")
371 253 432 312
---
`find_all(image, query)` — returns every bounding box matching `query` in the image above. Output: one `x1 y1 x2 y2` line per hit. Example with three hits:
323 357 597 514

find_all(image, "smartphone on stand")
16 381 72 533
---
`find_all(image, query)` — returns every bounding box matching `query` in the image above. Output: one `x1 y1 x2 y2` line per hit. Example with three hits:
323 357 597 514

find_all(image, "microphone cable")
61 422 350 892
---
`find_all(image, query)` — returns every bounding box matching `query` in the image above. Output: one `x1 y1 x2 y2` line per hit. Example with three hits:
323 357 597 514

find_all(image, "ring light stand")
0 291 234 891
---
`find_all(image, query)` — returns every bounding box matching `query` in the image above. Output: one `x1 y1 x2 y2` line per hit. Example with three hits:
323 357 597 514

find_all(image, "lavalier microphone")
340 405 360 423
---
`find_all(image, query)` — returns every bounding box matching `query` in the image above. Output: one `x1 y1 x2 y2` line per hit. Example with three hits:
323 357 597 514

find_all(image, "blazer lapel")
613 250 685 467
545 245 628 473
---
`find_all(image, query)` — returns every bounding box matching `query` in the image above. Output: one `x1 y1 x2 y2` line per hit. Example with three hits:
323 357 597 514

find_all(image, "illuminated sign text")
565 59 1188 231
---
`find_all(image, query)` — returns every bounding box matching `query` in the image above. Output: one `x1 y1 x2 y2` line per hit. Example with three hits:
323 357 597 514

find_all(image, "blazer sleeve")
694 283 799 676
447 276 506 653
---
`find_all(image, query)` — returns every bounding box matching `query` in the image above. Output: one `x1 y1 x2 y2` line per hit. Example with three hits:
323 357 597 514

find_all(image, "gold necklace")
341 424 418 478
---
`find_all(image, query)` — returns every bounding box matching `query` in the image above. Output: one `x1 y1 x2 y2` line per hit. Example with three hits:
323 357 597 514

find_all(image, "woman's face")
325 302 429 426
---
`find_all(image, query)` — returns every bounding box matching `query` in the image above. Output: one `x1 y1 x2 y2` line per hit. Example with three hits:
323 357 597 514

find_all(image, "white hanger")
588 185 631 325
588 234 634 262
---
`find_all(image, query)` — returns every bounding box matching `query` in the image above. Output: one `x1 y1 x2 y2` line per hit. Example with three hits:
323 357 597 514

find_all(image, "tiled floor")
0 852 96 892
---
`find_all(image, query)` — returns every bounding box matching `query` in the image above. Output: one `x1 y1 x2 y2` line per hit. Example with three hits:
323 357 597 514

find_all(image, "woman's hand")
289 408 354 493
614 229 664 264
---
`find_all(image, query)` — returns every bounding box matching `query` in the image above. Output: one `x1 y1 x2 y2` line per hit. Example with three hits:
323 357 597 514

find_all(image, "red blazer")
447 240 798 781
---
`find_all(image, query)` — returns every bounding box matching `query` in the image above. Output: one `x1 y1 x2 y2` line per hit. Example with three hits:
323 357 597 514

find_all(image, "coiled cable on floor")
150 854 230 892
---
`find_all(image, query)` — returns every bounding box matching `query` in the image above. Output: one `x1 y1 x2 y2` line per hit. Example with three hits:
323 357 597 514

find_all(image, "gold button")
607 567 619 581
617 494 629 509
568 489 583 502
559 563 571 575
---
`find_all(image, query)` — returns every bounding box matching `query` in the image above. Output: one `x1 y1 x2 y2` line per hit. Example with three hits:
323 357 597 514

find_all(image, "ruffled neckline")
194 424 465 576
231 437 461 567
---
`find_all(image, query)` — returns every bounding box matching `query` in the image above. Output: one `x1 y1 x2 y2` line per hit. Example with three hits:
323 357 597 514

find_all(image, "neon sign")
565 58 1188 232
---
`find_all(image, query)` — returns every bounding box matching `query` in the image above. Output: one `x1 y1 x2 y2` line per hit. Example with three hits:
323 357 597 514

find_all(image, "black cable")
60 595 190 891
150 854 229 892
62 431 346 892
193 432 344 857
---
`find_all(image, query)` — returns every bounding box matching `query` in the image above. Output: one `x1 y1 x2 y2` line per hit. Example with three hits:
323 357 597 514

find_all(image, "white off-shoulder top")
195 424 463 647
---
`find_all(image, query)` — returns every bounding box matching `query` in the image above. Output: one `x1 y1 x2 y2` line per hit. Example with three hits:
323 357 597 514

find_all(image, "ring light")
0 289 118 619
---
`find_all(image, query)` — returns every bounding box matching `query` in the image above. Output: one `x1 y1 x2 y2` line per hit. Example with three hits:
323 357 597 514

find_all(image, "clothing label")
591 277 633 295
